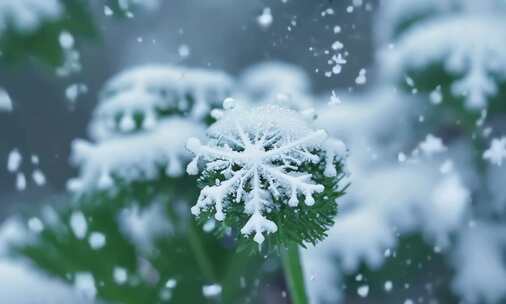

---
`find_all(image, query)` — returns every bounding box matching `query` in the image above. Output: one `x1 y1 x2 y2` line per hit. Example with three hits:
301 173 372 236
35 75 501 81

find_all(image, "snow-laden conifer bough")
186 99 347 304
379 1 506 111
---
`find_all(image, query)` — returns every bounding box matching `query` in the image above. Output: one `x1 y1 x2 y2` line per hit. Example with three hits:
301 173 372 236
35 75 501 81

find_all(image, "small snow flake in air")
89 232 106 250
321 8 335 17
7 149 22 172
32 169 46 186
16 173 26 191
0 88 13 112
165 278 177 288
357 285 369 297
331 54 347 75
257 8 273 29
419 134 447 157
104 5 113 16
483 137 506 166
59 31 74 49
384 281 393 292
430 85 443 105
329 90 342 105
27 217 44 233
397 152 407 163
331 40 343 50
70 211 87 240
405 76 415 87
113 267 127 284
65 83 88 104
355 68 367 85
74 272 97 300
178 44 190 59
202 284 222 298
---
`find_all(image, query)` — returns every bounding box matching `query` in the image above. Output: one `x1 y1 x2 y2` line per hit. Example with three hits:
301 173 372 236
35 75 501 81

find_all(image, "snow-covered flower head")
186 102 347 247
90 64 234 141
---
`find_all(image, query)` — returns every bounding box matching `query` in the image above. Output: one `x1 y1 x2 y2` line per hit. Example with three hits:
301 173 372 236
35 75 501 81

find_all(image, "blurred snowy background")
0 0 373 216
1 0 506 303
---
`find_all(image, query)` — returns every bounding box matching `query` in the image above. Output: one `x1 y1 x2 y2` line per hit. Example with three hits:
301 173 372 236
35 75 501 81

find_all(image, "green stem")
186 220 217 281
165 201 217 282
281 243 309 304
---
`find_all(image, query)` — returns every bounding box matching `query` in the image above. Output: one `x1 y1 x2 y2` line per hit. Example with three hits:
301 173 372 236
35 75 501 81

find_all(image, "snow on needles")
68 118 204 192
382 14 506 110
117 0 161 11
239 61 311 98
186 104 346 245
91 65 233 141
0 0 61 35
452 223 506 304
0 261 92 304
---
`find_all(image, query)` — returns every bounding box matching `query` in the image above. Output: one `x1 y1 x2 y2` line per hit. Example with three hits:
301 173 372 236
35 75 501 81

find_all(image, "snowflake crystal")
186 104 346 245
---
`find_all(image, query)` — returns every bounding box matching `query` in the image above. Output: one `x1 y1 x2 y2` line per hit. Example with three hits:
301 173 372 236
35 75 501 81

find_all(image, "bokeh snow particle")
257 8 273 29
202 284 222 298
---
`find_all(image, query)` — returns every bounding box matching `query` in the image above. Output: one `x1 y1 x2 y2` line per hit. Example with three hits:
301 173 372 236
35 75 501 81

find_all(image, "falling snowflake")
257 8 273 29
187 104 346 245
419 134 447 156
483 137 506 166
0 88 12 111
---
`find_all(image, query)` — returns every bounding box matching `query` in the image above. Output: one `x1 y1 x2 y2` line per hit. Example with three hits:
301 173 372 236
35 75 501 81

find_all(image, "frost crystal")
187 104 346 245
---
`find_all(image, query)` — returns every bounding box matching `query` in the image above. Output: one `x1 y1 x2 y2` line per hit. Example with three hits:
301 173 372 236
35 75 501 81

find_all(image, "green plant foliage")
196 153 347 253
400 63 506 134
342 234 459 303
0 0 96 66
13 176 263 304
